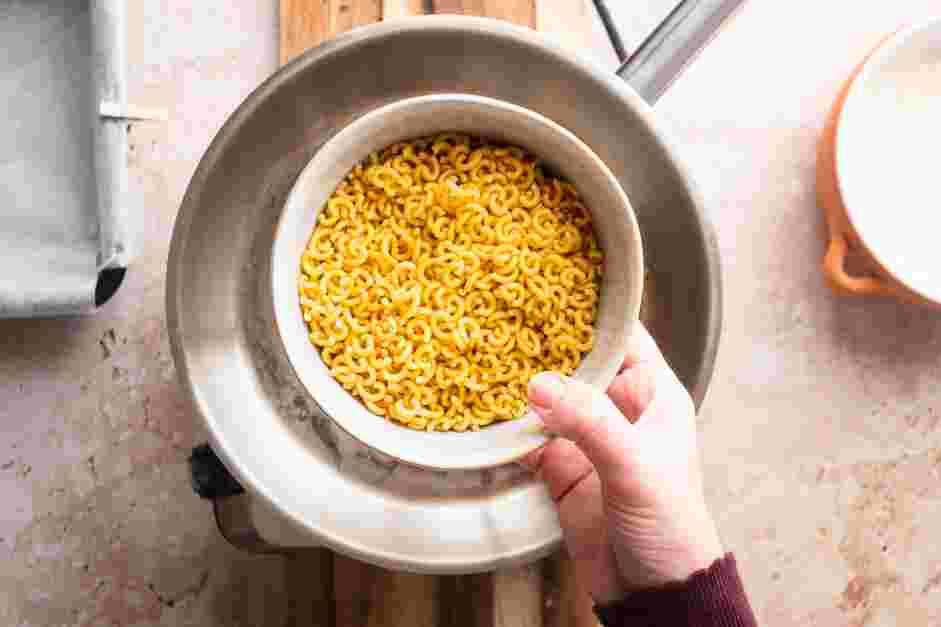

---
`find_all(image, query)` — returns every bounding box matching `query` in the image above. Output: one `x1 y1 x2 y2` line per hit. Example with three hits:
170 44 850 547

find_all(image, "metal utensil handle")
613 0 746 104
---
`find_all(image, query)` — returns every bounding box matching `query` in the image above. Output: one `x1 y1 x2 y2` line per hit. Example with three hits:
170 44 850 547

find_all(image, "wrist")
673 505 724 583
616 504 724 591
595 554 759 627
682 524 724 580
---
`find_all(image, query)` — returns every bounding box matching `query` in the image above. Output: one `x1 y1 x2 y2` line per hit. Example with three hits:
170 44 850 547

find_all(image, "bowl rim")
835 16 941 305
270 92 644 470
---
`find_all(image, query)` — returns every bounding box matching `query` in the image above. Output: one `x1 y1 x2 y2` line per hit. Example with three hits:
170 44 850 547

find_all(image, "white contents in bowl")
837 30 941 302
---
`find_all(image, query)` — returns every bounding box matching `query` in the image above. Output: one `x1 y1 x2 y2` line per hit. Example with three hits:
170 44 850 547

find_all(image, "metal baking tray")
1 0 133 317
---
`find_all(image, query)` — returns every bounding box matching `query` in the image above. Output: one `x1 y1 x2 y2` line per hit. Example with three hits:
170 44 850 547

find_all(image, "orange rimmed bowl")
819 17 941 308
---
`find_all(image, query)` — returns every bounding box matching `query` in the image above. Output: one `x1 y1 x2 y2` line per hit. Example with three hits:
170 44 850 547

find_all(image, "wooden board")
382 0 426 19
493 564 544 627
284 549 332 627
333 558 438 627
544 550 599 627
280 0 382 65
433 0 535 26
277 1 614 625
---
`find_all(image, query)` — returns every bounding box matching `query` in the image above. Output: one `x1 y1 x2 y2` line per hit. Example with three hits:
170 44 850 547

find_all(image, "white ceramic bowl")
272 94 643 470
836 17 941 306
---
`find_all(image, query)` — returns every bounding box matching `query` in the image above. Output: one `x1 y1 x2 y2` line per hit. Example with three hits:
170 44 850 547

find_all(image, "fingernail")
528 372 565 417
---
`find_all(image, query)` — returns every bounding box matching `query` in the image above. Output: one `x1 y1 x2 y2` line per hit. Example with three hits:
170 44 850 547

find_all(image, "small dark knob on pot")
189 443 244 499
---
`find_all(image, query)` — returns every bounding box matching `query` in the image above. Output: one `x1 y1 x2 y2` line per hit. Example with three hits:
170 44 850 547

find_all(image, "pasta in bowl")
272 95 642 469
300 134 602 431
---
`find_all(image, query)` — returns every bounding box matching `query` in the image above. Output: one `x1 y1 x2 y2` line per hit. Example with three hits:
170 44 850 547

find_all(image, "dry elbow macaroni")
298 134 602 431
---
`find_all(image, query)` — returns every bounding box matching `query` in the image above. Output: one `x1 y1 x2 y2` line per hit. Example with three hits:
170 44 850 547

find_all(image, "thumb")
528 372 637 479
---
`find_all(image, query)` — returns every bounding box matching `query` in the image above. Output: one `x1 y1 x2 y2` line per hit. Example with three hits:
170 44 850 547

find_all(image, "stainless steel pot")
168 5 732 573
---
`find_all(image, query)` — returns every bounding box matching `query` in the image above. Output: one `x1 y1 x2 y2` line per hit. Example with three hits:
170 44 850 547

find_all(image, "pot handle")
607 0 746 105
190 444 285 553
822 227 902 298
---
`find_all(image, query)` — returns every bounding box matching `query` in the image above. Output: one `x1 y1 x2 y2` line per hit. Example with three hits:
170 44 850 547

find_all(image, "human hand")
521 324 722 603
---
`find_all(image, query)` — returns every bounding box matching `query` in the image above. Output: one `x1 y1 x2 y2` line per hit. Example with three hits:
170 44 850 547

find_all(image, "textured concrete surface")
2 1 941 625
664 2 941 625
0 3 288 626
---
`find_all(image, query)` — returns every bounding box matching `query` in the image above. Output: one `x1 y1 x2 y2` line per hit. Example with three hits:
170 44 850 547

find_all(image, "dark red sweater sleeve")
594 554 758 627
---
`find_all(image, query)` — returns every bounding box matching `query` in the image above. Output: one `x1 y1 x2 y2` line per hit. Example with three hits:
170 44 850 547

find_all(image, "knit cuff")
593 553 758 627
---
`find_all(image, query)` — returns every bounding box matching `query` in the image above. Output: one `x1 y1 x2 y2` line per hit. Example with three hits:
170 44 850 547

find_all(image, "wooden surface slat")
544 551 600 627
285 549 333 627
333 558 438 627
402 7 539 627
279 3 435 626
332 557 375 627
382 0 426 19
493 564 543 627
280 0 382 65
422 4 544 625
278 1 604 625
433 0 536 28
438 573 495 627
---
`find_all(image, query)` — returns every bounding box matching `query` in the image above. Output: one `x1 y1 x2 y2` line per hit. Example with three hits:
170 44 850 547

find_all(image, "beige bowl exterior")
272 94 644 470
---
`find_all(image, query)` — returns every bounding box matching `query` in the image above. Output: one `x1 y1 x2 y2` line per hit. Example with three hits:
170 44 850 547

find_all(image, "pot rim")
167 15 723 571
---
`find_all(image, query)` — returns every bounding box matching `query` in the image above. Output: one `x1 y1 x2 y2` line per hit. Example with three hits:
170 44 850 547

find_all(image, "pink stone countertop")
3 1 941 625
